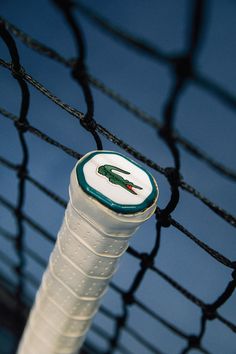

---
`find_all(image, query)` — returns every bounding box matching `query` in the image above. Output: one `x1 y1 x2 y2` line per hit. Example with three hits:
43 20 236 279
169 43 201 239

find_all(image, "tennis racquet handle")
17 151 158 354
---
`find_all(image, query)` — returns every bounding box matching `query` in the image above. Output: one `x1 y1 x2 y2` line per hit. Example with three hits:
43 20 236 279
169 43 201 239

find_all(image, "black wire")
75 1 236 113
1 58 235 228
0 106 82 160
0 22 30 329
0 195 55 243
0 2 236 354
1 16 236 181
1 154 233 272
52 0 103 150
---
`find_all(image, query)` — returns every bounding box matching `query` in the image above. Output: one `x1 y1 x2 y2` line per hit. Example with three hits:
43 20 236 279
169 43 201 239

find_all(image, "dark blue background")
0 1 236 353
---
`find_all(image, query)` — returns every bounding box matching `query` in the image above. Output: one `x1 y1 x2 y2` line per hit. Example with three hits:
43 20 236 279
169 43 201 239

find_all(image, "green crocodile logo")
97 164 143 195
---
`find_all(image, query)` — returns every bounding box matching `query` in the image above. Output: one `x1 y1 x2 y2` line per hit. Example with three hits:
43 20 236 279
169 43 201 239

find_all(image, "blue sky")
0 1 236 353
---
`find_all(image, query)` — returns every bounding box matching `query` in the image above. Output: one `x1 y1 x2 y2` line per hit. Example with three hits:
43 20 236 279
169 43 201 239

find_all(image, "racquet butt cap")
70 151 159 235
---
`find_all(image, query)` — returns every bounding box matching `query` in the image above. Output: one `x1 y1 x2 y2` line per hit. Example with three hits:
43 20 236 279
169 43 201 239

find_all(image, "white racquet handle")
17 151 158 354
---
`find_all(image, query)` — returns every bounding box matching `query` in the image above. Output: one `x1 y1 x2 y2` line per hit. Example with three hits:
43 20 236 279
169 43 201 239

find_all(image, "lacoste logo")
97 164 143 195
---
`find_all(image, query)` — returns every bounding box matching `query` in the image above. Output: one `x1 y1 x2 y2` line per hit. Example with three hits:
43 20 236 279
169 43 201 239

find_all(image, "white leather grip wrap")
17 151 158 354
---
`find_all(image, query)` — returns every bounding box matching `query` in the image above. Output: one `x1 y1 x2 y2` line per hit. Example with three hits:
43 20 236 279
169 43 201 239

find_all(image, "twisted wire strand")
74 1 236 113
0 22 30 325
1 16 235 181
0 184 235 336
0 2 235 354
0 106 82 160
0 227 168 354
52 0 103 150
1 58 235 229
0 156 232 269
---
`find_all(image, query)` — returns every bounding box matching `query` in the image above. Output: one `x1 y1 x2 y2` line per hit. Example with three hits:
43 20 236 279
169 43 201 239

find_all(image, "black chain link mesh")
0 1 235 353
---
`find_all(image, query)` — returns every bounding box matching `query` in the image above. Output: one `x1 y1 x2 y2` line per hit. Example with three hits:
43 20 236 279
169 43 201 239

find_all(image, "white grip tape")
17 204 130 354
17 151 158 354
